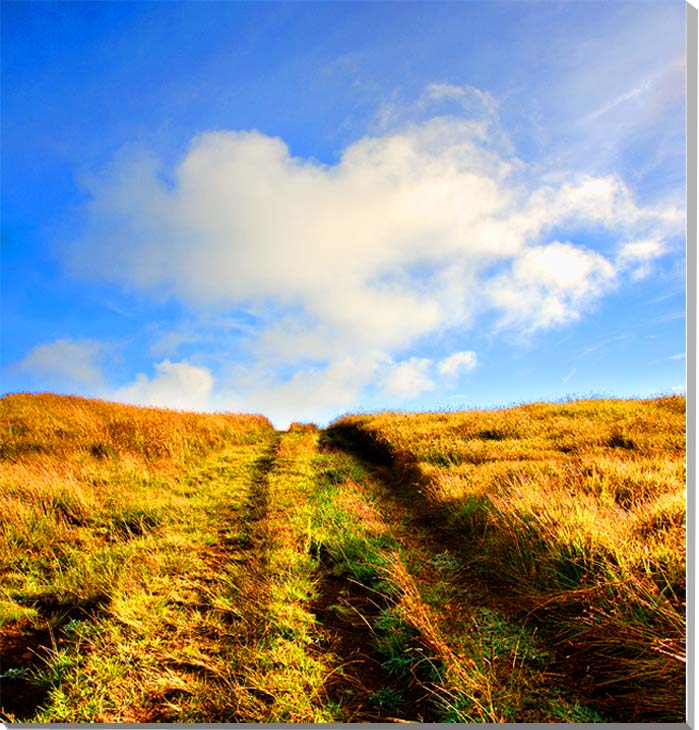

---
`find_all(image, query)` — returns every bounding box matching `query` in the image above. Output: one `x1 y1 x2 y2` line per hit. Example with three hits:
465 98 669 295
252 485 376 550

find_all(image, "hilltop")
0 393 686 722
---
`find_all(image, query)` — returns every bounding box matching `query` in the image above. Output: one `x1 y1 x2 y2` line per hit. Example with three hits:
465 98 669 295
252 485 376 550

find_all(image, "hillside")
0 393 686 722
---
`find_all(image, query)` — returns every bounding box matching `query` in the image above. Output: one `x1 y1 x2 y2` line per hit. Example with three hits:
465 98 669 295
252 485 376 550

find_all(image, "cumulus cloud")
112 359 214 411
438 350 478 377
67 120 680 348
232 355 381 429
15 339 104 389
380 357 435 399
59 85 683 422
488 242 617 331
616 238 668 280
231 353 443 427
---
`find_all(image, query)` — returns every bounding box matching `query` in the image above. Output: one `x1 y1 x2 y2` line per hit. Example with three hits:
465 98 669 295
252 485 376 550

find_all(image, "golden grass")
0 392 271 464
328 395 686 720
0 396 348 722
2 392 686 722
0 393 276 722
0 393 272 612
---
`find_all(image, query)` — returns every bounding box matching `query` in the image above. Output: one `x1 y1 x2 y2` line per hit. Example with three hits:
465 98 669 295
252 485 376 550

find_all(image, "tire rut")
311 558 436 722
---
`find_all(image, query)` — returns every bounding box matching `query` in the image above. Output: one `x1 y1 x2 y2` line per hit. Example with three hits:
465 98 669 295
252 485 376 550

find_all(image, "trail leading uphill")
0 394 685 722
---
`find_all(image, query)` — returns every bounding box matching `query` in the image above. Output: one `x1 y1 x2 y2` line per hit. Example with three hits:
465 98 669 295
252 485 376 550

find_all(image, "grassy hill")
0 393 685 722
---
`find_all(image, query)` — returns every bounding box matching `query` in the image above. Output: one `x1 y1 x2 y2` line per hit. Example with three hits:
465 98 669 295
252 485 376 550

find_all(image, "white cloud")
112 359 214 412
616 238 668 281
617 239 667 263
67 119 680 353
438 350 477 376
380 357 435 399
59 85 684 423
488 242 617 331
15 339 104 388
225 352 447 427
234 355 381 429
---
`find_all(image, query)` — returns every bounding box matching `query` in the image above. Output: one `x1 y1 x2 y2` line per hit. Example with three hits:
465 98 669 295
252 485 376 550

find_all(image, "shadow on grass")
322 423 684 722
0 599 107 722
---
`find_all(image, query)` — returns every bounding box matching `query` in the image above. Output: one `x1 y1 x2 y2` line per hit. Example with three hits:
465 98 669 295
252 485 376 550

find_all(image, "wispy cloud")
647 352 686 366
562 367 576 383
649 290 684 304
649 311 686 325
14 339 105 389
518 4 685 188
575 334 631 360
577 54 684 130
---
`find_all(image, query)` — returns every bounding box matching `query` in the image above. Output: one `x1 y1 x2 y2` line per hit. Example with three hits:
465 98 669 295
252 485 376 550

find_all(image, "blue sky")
1 1 687 428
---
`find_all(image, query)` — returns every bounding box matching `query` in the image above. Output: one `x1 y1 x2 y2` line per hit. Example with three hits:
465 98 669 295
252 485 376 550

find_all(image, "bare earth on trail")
0 393 685 722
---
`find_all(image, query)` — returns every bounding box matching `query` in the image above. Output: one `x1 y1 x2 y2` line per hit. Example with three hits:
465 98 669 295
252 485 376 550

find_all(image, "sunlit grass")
0 393 275 722
328 395 686 720
2 393 685 722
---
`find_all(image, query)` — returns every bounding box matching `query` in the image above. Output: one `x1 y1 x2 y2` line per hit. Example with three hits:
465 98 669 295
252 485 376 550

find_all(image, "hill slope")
0 394 686 722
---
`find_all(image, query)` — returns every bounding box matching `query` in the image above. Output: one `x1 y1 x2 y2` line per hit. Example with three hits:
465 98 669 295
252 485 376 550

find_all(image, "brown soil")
311 561 437 722
0 623 52 722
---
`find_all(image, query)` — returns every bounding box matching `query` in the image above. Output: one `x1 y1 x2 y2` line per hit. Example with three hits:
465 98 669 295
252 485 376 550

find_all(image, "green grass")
0 393 685 722
327 395 686 721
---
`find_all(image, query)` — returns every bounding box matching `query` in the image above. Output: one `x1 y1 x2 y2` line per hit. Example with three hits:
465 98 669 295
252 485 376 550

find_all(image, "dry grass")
328 396 686 721
0 393 275 722
0 392 270 464
0 393 273 615
2 392 686 722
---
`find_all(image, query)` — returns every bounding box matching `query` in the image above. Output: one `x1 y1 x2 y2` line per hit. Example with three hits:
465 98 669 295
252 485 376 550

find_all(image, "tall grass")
0 392 270 463
2 393 685 721
0 393 274 722
327 396 686 721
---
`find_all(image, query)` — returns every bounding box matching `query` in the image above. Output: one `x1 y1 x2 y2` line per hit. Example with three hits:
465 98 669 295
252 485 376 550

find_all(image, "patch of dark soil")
322 424 398 469
0 624 52 721
1 600 109 721
311 561 438 722
232 439 278 567
31 593 110 620
207 436 279 576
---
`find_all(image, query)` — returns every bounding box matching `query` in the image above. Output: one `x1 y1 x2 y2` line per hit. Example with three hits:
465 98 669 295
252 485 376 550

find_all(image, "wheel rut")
310 560 436 722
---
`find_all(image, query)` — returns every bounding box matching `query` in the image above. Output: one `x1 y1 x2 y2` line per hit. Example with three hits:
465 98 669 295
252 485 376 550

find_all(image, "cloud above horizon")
35 84 684 425
15 339 105 391
111 359 215 412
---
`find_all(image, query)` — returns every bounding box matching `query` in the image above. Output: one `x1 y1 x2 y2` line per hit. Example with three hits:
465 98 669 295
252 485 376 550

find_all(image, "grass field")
0 393 685 722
